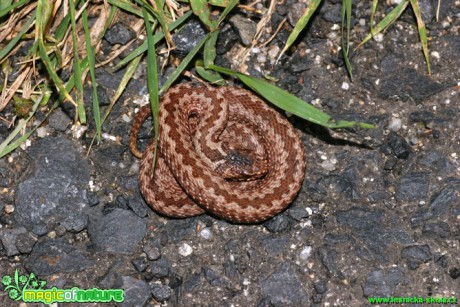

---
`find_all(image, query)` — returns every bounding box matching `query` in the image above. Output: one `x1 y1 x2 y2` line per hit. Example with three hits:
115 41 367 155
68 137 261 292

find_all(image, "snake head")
216 150 269 181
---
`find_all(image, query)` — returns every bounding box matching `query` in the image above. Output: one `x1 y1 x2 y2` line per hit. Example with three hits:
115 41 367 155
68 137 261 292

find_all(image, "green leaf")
82 8 101 141
142 7 160 173
278 0 322 61
69 0 86 124
356 0 409 49
209 64 374 129
409 0 431 75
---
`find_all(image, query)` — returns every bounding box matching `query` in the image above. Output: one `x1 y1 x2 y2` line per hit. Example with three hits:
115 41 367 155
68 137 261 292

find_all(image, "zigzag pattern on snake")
129 82 306 223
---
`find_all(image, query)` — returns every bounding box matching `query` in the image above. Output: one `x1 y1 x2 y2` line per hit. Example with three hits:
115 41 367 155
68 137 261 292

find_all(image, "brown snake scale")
129 83 306 223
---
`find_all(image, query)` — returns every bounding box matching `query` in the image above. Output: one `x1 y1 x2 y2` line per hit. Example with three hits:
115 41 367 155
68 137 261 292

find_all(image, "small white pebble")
267 46 279 59
72 125 87 139
341 82 350 90
199 228 212 240
4 204 15 214
36 127 48 138
299 246 312 261
178 243 193 256
373 33 384 42
431 51 440 59
102 133 117 142
388 117 402 132
320 160 336 171
314 55 322 64
359 18 366 26
122 114 131 123
20 140 31 150
257 53 267 63
331 24 340 30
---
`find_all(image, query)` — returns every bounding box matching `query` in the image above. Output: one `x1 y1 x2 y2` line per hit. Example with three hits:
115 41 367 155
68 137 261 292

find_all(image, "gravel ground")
1 1 459 306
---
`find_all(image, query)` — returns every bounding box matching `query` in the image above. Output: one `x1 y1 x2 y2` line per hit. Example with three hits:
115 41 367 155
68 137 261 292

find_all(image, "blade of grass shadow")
341 0 353 79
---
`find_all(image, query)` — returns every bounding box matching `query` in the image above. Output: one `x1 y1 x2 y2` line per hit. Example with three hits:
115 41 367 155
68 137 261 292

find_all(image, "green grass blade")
341 0 353 79
370 0 379 35
356 0 409 49
409 0 431 75
204 29 219 67
37 39 75 105
69 0 86 124
0 89 50 158
142 7 160 172
0 0 30 18
0 11 35 62
107 0 144 17
198 30 223 84
160 33 210 93
36 0 53 38
277 0 322 61
115 10 193 69
209 64 374 129
196 60 224 85
82 8 101 142
217 0 238 26
190 0 215 30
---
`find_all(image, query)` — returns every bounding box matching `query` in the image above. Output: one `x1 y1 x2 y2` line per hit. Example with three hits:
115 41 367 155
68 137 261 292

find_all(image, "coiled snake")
129 83 306 223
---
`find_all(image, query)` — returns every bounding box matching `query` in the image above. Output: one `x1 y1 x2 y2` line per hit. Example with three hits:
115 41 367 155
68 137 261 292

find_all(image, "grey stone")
379 68 445 102
15 231 37 254
150 283 172 302
15 137 90 231
363 268 406 297
263 214 290 233
105 22 136 45
121 276 150 307
0 227 27 256
61 213 88 233
387 132 412 159
26 237 93 275
229 15 257 46
150 257 170 278
88 209 146 254
184 272 201 292
172 19 207 58
48 109 70 132
401 245 432 270
396 173 430 201
259 263 310 305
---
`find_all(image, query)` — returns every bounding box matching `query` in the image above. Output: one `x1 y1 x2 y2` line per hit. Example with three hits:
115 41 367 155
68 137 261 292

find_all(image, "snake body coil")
130 83 306 223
